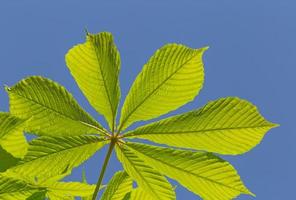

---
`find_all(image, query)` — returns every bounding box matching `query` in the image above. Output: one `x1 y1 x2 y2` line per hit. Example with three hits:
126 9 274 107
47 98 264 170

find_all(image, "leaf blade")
119 44 207 131
0 175 39 200
65 32 121 130
125 97 277 155
6 76 106 136
6 135 108 183
126 142 253 200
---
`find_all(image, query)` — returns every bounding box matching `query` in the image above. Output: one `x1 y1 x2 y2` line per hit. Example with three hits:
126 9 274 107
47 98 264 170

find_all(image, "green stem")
92 141 115 200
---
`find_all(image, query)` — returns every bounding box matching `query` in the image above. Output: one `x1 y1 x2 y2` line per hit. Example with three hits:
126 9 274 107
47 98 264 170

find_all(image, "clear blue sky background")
0 1 295 199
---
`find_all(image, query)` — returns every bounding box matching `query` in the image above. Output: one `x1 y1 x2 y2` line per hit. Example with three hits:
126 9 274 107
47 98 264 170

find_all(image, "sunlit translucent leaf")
125 97 277 155
119 44 207 131
126 142 254 200
6 135 108 183
6 76 106 136
66 32 121 131
0 113 28 158
116 145 176 200
101 171 132 200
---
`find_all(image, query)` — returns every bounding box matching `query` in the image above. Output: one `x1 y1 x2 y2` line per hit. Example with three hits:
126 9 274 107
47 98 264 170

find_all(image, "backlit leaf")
116 145 176 200
6 135 108 183
66 32 121 131
126 142 254 200
6 76 106 136
119 44 207 131
125 97 277 155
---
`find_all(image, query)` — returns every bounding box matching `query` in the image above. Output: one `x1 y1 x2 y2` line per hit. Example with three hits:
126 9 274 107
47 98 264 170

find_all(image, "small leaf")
119 44 207 131
101 171 133 200
0 113 28 158
66 32 121 131
6 135 108 183
115 145 176 200
126 142 254 200
81 169 92 200
82 169 88 184
125 97 277 155
6 76 106 136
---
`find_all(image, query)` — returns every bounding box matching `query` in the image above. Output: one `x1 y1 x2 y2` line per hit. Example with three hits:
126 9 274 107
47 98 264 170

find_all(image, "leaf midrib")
89 38 117 129
125 124 274 137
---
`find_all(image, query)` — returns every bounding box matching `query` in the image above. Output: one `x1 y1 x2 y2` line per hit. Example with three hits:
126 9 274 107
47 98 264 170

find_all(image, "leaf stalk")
92 140 116 200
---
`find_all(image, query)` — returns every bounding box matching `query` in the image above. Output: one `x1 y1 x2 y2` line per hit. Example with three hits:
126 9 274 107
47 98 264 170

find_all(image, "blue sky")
0 1 295 199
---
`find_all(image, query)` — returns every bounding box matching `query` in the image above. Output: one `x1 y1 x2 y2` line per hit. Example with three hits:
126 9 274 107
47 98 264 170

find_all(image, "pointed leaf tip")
84 28 89 36
4 84 10 91
250 191 256 197
201 46 209 51
271 123 280 128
